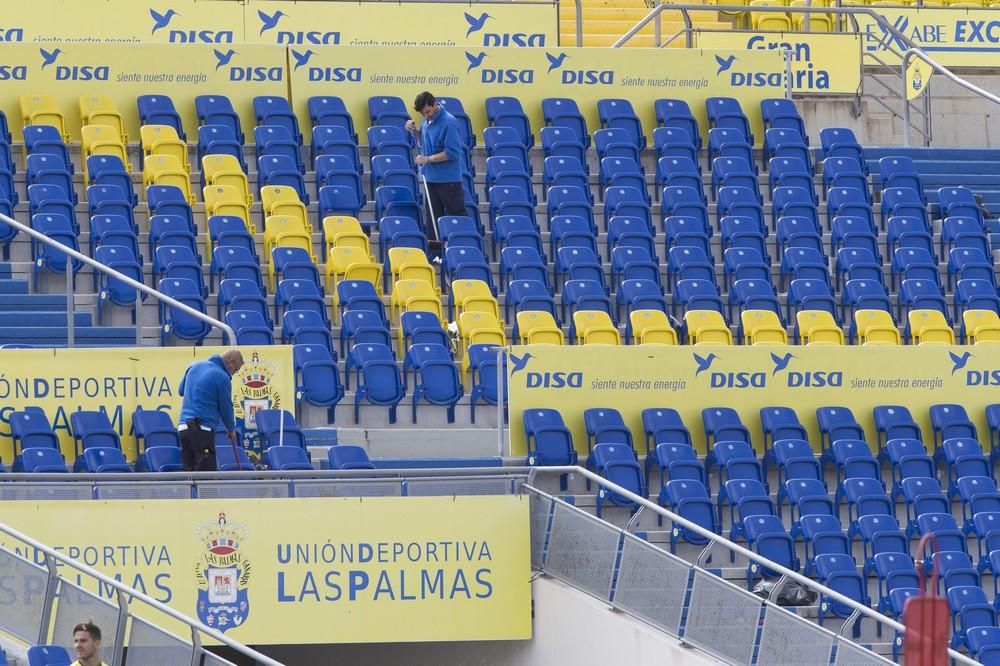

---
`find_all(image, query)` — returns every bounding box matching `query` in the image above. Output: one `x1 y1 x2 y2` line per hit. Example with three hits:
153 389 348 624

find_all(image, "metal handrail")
901 47 1000 146
0 211 235 343
0 521 283 666
612 4 910 49
525 465 980 665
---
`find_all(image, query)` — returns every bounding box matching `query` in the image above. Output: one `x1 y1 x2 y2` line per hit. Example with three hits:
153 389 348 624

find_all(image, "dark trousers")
424 181 466 241
180 420 217 471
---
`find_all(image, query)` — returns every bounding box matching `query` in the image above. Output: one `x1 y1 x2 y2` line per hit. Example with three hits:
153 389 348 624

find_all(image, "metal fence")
526 485 898 666
0 527 281 666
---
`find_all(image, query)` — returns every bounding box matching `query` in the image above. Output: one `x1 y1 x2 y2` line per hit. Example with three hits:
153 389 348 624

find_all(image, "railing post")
575 0 582 47
190 625 203 666
902 50 912 147
784 49 794 100
135 288 142 345
66 254 74 347
38 553 59 646
113 588 129 666
496 346 505 457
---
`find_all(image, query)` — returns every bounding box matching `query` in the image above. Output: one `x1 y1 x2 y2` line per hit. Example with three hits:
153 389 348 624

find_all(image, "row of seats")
7 405 379 472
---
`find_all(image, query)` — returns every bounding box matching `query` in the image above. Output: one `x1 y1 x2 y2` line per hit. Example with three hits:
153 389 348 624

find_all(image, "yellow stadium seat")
204 185 253 232
388 247 437 291
789 1 833 31
516 311 564 345
80 125 129 181
325 246 382 296
79 95 127 144
573 310 620 346
855 309 901 346
261 186 311 234
750 0 792 31
796 310 845 345
392 280 443 325
452 279 501 323
323 216 372 260
263 215 315 276
140 124 189 172
629 310 678 345
947 0 984 6
684 310 733 345
908 309 955 345
963 310 1000 345
741 310 788 345
202 155 252 207
143 154 194 204
20 95 69 141
458 312 506 371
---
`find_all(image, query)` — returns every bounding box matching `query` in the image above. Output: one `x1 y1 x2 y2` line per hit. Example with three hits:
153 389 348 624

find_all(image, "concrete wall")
796 70 1000 147
245 577 720 666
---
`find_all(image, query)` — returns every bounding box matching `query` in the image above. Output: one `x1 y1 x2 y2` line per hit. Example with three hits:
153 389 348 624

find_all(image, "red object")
903 534 949 665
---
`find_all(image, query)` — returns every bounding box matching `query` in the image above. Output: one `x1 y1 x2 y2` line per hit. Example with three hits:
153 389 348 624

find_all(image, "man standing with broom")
405 91 466 257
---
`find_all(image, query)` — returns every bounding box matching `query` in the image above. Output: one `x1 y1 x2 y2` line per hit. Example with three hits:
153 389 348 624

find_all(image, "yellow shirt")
70 661 109 666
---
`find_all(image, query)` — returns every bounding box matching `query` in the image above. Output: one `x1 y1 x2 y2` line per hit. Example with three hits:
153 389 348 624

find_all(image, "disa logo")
256 9 340 45
514 352 583 389
215 49 283 82
150 7 234 43
952 351 1000 386
700 351 842 389
39 48 109 81
463 11 545 47
545 51 614 85
464 50 533 84
0 26 23 42
714 53 785 88
297 48 362 82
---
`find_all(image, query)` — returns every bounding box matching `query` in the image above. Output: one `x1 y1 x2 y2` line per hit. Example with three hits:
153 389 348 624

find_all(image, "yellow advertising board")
0 43 286 141
0 0 556 48
695 31 862 94
0 346 293 462
0 496 532 644
290 46 786 145
507 345 1000 456
247 1 557 49
855 8 1000 67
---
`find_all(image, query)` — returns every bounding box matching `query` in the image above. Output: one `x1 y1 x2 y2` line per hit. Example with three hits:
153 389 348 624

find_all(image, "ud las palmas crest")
195 513 251 632
233 351 282 456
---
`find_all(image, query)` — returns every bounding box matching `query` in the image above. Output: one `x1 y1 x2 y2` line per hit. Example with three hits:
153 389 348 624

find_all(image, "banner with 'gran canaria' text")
508 345 1000 456
290 46 786 145
0 346 292 462
0 496 531 645
0 0 557 49
695 30 862 94
0 43 286 142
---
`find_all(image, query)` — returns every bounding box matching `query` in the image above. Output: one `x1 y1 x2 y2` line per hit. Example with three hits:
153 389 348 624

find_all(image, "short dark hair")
73 621 101 642
413 91 436 112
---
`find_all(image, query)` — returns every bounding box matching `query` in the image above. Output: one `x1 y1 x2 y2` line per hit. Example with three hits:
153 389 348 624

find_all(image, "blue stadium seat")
351 343 405 424
832 216 881 264
836 248 884 291
258 154 308 204
707 127 753 168
196 94 244 144
283 310 335 353
823 157 870 203
882 186 929 230
86 154 137 206
594 128 641 165
663 217 711 256
605 186 651 230
819 128 866 173
816 405 866 463
158 277 210 345
591 443 644 517
669 245 716 291
308 96 357 143
662 480 718 552
761 98 806 139
542 156 590 203
541 97 590 147
256 409 307 450
225 310 274 346
276 279 327 327
28 183 76 233
94 245 142 324
655 99 701 150
769 156 814 203
155 245 205 298
218 278 269 325
828 186 875 232
272 247 321 292
197 125 246 172
547 185 596 233
611 246 660 287
744 515 798 587
312 125 362 173
549 215 596 258
764 128 812 173
842 279 892 324
406 343 463 423
147 185 195 232
781 247 830 289
878 156 925 202
30 213 81 290
655 156 704 204
942 216 991 257
144 445 183 473
600 156 646 202
341 311 392 364
485 127 531 175
815 553 870 634
80 447 131 473
138 94 185 139
265 445 314 471
91 215 140 264
254 125 305 175
607 216 655 261
539 126 586 170
718 187 766 235
254 95 302 145
491 214 542 263
211 245 262 292
712 156 760 203
674 279 725 319
771 186 820 232
444 246 493 292
956 279 1000 324
939 186 985 225
597 98 645 150
368 124 415 168
649 442 704 490
26 154 71 205
787 279 837 325
486 156 534 204
653 126 699 166
149 214 198 261
328 445 375 470
24 125 72 172
87 184 134 230
336 279 387 326
949 247 997 290
776 216 823 256
26 646 72 666
706 96 754 146
293 344 343 419
562 279 614 328
70 410 121 465
488 184 535 228
557 245 604 287
501 246 550 291
662 186 710 235
524 408 577 486
720 216 768 265
437 96 475 149
485 96 533 147
9 408 59 456
898 278 949 323
468 344 506 424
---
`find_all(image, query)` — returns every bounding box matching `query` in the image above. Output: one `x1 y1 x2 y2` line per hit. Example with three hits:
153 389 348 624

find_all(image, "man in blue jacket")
178 349 244 471
405 91 466 250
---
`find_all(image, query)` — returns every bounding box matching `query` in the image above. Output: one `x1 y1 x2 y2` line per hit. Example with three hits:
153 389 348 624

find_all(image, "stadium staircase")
559 0 732 47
